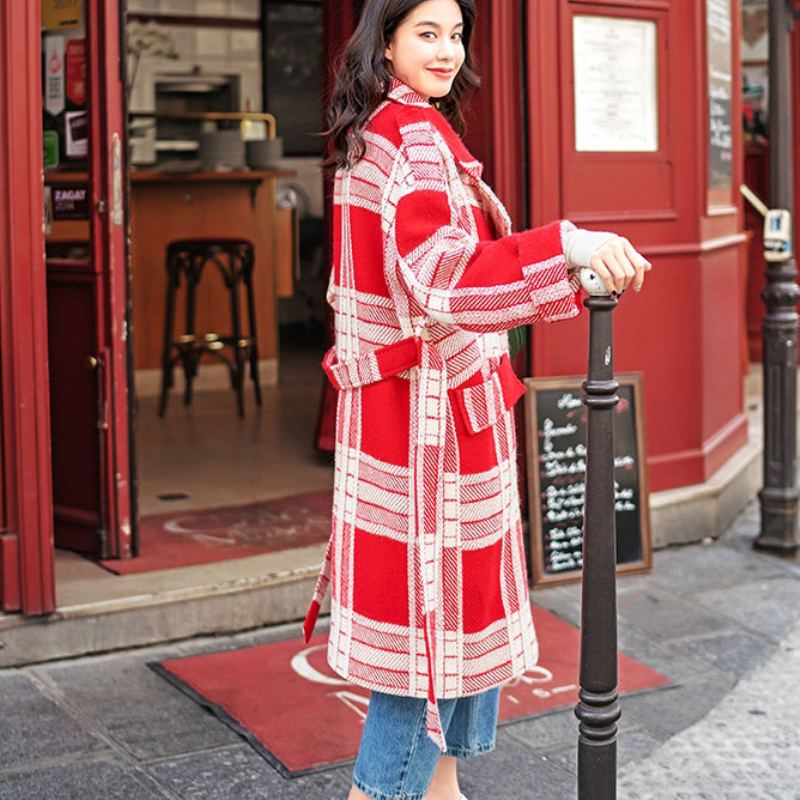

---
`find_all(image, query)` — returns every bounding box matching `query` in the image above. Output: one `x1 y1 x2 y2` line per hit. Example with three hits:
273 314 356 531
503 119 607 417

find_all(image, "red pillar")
0 0 56 613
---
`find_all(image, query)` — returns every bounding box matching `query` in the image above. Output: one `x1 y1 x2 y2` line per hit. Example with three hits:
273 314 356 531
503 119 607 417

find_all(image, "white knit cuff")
563 228 618 269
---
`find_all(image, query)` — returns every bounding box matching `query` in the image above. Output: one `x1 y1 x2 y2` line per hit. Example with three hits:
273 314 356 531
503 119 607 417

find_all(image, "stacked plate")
198 130 246 171
246 137 284 169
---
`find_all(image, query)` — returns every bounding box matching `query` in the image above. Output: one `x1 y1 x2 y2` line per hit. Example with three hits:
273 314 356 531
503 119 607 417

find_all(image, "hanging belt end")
302 600 320 644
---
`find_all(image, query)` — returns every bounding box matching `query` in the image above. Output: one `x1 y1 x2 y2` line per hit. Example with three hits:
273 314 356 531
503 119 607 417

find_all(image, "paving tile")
617 584 738 642
666 629 777 679
649 542 786 595
531 585 581 627
719 504 800 579
617 726 664 766
501 707 579 752
456 729 578 800
149 743 353 799
619 676 732 740
541 725 664 776
39 653 242 761
503 702 663 762
692 576 800 641
617 621 722 683
0 673 105 769
619 621 800 799
0 757 168 800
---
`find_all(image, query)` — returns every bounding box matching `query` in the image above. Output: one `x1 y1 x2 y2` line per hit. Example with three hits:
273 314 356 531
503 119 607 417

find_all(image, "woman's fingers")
587 257 619 295
591 245 630 293
622 239 651 292
590 237 652 294
611 248 636 292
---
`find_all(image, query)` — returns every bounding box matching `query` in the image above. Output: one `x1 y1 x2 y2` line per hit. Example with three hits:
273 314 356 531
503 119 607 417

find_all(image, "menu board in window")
264 2 324 157
707 0 734 194
572 15 658 153
523 374 652 587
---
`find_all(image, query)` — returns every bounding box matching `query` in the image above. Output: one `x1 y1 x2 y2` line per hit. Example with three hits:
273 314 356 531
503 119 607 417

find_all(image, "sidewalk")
1 498 799 800
618 618 800 800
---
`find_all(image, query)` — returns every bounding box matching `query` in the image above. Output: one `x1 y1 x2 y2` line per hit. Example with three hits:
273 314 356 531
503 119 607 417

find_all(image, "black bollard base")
576 687 620 800
756 486 799 551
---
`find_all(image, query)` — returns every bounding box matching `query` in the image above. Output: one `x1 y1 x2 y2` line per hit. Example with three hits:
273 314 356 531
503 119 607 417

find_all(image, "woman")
301 1 651 798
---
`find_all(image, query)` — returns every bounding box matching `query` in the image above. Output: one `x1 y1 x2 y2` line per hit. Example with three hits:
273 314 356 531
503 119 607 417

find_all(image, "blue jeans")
351 686 500 800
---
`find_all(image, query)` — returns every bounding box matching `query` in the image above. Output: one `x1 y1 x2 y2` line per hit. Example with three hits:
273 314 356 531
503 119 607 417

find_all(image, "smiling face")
384 0 466 100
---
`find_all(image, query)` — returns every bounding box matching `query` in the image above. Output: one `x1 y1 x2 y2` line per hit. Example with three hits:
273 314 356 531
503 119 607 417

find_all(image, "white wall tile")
237 65 262 111
196 0 230 15
196 29 230 59
160 0 195 14
230 30 259 57
127 0 159 11
229 0 260 19
169 27 197 60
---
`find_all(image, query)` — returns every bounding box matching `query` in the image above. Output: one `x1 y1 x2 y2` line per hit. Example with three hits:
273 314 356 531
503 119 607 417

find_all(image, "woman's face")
384 0 466 100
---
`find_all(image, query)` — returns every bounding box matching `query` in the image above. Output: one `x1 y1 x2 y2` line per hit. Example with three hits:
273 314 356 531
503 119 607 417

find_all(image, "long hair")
320 0 480 173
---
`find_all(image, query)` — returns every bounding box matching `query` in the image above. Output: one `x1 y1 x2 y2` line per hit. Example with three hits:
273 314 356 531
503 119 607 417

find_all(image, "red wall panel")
527 0 747 492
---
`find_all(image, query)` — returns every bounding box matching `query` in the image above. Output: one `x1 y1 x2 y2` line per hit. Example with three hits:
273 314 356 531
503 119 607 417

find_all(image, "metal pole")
757 0 800 551
575 271 620 800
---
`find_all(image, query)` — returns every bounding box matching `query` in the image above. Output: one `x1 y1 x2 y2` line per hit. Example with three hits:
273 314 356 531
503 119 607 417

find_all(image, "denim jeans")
351 686 500 800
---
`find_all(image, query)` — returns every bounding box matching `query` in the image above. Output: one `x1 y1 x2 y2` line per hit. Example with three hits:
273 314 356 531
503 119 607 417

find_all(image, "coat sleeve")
387 132 582 334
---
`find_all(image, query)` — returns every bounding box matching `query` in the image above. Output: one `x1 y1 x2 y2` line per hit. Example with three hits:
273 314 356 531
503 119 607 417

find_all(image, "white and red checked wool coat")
301 76 583 752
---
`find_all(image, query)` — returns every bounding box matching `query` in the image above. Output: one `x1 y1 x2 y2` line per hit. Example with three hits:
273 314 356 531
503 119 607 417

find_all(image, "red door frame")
87 0 134 559
464 0 527 229
485 0 526 229
0 0 56 614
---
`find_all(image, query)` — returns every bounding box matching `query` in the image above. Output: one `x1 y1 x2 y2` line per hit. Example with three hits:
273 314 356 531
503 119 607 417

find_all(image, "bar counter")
46 168 297 386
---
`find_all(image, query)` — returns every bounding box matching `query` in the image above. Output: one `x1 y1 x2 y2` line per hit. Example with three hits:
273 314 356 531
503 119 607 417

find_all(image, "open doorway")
43 0 339 583
120 0 334 574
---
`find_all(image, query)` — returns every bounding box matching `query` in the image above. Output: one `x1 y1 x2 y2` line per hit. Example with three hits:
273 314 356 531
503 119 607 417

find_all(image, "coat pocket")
453 354 527 435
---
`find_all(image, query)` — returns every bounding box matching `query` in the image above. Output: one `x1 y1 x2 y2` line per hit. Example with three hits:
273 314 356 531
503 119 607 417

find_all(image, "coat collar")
386 76 431 108
385 76 488 186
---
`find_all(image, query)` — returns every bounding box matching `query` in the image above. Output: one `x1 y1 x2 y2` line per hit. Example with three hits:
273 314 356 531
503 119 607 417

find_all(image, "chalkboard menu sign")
706 0 734 191
523 373 652 587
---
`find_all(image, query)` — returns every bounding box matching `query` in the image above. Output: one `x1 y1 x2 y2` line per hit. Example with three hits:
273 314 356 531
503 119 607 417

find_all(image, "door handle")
86 354 108 430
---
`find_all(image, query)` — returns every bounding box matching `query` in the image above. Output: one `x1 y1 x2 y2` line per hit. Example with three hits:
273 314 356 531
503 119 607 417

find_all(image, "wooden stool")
158 238 261 417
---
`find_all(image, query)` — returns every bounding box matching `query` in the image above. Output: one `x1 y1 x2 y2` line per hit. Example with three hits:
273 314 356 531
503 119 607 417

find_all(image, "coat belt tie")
412 332 450 752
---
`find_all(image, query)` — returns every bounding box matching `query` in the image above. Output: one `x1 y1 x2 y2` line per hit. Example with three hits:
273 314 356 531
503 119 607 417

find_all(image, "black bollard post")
756 0 799 550
575 270 620 800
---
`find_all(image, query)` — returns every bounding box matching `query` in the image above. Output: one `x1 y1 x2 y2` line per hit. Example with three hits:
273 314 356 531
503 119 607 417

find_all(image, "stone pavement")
1 498 799 799
618 618 800 800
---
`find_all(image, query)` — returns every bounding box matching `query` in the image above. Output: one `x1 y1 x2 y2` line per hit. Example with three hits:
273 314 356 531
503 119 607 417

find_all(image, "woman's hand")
563 226 652 295
588 236 652 295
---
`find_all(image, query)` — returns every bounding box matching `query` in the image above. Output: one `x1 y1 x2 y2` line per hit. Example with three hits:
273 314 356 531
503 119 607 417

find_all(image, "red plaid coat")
302 76 582 752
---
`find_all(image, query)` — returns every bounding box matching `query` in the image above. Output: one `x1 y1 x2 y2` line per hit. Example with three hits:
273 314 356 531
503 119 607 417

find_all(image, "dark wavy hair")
319 0 480 173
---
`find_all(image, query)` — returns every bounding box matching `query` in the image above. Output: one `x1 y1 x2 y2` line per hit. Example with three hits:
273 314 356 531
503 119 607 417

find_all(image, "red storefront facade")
1 0 796 616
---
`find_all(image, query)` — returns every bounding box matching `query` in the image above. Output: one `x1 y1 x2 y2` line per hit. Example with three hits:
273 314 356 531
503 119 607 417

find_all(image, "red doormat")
95 490 333 575
148 606 670 778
